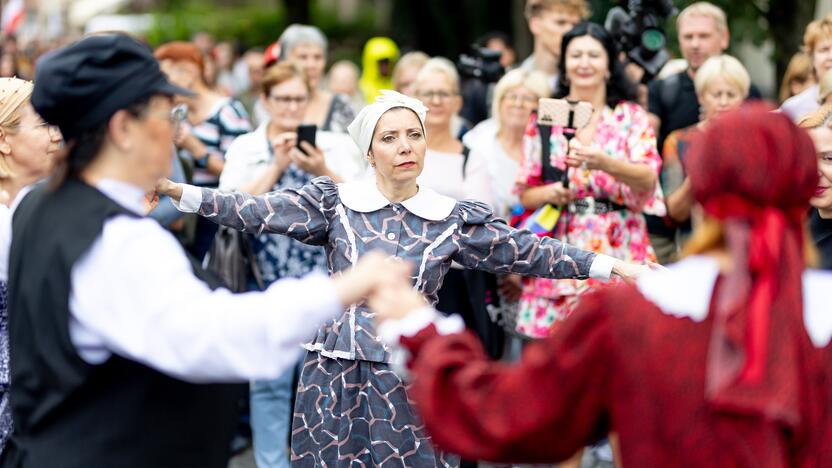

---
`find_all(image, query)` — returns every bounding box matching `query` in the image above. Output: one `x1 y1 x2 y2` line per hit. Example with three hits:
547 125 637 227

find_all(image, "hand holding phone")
296 124 317 154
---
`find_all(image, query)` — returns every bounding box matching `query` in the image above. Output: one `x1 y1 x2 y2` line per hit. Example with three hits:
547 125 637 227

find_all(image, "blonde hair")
780 52 815 103
694 54 750 98
0 79 34 179
260 62 310 96
676 2 728 34
803 13 832 57
491 68 550 126
524 0 590 21
682 216 818 266
819 69 832 105
392 51 429 92
797 102 832 130
414 57 460 93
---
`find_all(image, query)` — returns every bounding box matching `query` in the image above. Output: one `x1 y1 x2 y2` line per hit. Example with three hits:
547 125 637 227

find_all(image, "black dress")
810 209 832 270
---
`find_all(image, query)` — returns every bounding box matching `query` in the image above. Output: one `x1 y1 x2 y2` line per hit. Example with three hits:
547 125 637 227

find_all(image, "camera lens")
641 28 666 52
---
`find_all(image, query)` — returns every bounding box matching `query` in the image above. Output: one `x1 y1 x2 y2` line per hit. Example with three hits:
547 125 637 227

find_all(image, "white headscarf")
347 89 428 157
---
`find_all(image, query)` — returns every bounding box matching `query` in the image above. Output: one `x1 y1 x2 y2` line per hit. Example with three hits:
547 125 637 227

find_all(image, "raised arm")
71 216 403 384
159 176 335 244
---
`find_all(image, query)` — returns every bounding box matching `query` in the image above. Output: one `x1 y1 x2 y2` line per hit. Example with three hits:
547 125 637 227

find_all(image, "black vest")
2 179 241 468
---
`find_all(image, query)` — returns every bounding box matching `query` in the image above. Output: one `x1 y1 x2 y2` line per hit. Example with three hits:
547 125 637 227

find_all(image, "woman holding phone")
515 22 665 339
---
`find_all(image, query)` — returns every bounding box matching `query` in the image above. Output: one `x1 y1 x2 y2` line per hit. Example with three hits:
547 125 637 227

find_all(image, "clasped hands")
331 252 428 324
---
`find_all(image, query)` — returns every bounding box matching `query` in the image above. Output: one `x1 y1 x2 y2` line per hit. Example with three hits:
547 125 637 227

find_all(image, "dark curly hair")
553 22 638 109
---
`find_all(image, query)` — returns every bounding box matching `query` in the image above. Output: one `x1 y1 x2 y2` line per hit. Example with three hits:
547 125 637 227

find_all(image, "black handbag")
203 226 265 293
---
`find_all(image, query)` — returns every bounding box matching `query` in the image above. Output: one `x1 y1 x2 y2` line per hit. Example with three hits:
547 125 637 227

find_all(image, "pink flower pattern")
515 101 665 338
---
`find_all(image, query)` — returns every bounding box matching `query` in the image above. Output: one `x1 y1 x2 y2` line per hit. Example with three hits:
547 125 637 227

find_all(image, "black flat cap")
32 33 194 141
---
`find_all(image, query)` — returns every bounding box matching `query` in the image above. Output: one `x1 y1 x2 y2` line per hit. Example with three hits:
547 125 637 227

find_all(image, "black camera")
605 0 678 82
457 46 506 126
457 47 505 84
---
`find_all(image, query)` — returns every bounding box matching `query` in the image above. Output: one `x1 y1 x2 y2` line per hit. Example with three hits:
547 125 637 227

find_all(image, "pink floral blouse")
515 101 665 338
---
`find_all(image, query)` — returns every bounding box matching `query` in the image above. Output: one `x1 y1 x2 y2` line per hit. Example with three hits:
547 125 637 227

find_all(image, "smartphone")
296 124 317 154
537 98 593 130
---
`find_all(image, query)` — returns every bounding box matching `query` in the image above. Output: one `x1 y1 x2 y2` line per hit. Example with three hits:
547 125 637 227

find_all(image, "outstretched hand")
154 178 183 203
612 260 666 282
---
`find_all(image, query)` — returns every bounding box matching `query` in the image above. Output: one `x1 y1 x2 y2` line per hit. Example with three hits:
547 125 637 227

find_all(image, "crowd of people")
0 0 831 467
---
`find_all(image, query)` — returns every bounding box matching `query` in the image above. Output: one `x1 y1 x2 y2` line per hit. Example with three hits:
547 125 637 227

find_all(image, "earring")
367 152 376 168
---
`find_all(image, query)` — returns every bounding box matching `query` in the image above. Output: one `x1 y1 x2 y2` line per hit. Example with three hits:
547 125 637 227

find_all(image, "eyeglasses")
170 104 188 133
417 90 459 102
268 95 309 106
502 93 538 106
12 122 61 139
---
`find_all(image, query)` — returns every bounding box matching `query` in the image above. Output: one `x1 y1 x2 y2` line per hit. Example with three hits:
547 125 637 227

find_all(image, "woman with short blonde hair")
0 76 62 453
462 67 552 351
693 54 750 98
392 50 429 96
781 13 832 120
662 54 749 252
798 104 832 269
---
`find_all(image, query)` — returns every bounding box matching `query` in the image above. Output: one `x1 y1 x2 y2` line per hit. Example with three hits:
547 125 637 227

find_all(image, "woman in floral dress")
161 90 648 467
515 22 665 339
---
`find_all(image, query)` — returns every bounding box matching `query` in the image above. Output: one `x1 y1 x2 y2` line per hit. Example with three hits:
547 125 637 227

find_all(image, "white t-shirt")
417 148 493 208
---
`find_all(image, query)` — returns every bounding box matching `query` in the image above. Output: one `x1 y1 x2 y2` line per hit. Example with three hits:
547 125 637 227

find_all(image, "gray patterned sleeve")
196 176 336 246
452 200 596 279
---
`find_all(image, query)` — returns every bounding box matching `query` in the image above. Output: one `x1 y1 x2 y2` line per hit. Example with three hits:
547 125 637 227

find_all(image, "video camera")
457 46 504 84
605 0 678 82
457 46 506 126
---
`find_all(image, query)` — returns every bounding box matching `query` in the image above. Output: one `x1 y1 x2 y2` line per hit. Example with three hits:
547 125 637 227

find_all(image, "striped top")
183 97 252 186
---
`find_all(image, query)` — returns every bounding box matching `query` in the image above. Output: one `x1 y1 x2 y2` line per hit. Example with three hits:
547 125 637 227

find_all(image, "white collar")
636 255 832 348
95 178 146 215
636 255 719 322
337 178 456 221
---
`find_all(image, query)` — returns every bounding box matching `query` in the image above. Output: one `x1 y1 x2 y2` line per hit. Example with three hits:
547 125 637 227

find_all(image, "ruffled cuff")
170 184 204 213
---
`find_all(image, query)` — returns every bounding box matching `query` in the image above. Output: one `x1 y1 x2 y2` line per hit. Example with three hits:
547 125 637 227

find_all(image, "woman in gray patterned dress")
160 91 649 467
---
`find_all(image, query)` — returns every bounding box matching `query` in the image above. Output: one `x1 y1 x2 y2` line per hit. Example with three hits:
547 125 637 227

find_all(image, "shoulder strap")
462 145 471 179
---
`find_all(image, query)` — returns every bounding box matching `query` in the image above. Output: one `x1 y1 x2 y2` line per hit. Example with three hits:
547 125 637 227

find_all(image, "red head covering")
686 103 818 429
263 41 282 68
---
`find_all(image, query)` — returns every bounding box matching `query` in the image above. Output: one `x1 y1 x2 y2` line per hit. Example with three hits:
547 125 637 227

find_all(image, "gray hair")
278 24 328 58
